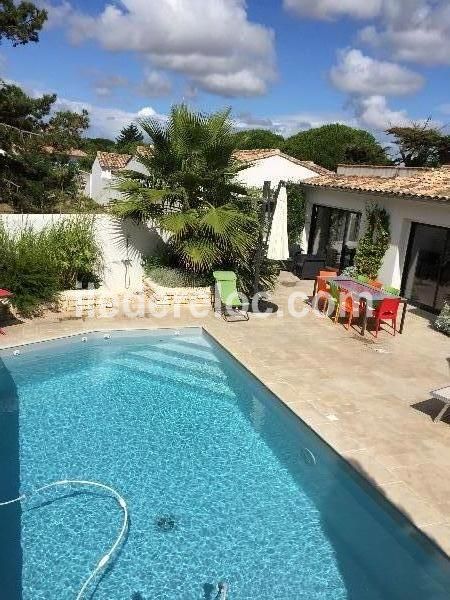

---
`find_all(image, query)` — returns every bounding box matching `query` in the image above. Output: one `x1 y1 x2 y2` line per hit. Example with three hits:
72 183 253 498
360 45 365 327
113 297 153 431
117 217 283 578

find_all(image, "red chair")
371 297 401 337
315 271 338 312
368 279 383 289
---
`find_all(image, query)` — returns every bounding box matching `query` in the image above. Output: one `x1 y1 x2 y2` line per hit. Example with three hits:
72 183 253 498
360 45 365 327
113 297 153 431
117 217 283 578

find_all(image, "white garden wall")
0 214 164 292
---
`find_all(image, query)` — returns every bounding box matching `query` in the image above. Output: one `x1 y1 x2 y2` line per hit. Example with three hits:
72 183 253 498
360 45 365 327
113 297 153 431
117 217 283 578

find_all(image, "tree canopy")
116 122 144 153
0 79 55 133
232 128 284 150
0 81 88 212
0 0 47 46
111 105 261 280
45 108 90 152
283 124 390 171
386 123 450 167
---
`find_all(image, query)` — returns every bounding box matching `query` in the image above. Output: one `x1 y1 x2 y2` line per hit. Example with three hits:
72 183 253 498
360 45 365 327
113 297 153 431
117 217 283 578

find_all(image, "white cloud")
353 95 410 130
270 112 354 137
283 0 382 20
438 103 450 115
92 74 128 98
330 48 424 96
45 0 276 97
359 0 450 65
138 70 172 98
54 97 164 139
37 0 73 28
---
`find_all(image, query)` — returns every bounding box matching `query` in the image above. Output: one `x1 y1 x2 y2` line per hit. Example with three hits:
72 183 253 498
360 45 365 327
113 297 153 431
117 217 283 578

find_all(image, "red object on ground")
372 297 401 337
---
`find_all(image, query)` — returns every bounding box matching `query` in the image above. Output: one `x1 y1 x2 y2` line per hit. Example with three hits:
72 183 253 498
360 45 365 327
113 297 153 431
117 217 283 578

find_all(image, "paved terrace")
1 273 449 555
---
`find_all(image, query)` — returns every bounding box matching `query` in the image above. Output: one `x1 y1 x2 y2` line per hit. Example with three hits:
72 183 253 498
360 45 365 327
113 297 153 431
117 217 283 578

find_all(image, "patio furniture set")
313 271 408 337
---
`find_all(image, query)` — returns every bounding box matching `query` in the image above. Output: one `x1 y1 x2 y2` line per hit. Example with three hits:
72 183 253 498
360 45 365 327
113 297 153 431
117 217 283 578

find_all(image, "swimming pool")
1 328 450 599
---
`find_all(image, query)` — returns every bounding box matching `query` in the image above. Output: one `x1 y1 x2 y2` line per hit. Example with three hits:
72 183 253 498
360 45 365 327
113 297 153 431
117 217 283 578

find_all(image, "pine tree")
116 123 144 152
0 0 47 46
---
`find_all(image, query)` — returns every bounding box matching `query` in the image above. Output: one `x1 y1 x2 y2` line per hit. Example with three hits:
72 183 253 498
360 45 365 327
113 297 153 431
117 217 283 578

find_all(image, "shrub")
354 204 390 279
45 216 103 288
0 216 102 316
286 182 305 247
0 223 61 315
435 302 450 336
144 265 212 288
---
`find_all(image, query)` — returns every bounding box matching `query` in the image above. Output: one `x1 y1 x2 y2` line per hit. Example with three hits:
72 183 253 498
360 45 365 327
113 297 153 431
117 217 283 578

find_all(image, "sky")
2 0 450 140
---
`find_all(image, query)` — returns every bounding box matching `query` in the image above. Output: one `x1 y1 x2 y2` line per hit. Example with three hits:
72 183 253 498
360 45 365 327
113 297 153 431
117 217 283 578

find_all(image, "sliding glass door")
403 223 450 312
308 205 361 271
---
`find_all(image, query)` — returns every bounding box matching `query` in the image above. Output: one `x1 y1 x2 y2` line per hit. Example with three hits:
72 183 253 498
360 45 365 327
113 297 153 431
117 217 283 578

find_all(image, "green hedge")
0 216 102 316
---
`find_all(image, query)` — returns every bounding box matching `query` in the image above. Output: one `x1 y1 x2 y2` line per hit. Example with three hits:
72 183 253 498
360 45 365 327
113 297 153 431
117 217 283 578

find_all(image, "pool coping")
202 326 450 562
2 323 450 562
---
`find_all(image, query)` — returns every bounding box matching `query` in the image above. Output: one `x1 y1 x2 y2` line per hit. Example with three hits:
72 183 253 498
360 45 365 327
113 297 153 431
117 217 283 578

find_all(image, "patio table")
327 277 408 335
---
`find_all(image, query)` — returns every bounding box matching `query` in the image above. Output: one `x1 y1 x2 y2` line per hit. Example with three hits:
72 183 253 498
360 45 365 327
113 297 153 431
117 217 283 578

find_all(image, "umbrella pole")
252 180 271 298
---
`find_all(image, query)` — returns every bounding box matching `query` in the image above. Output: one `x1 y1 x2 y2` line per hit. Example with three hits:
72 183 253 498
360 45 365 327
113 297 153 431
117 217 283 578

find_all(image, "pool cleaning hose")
0 479 128 600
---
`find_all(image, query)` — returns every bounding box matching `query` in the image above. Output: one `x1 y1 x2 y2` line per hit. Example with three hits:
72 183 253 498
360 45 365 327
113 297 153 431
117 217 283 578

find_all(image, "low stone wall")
58 289 125 318
143 277 212 306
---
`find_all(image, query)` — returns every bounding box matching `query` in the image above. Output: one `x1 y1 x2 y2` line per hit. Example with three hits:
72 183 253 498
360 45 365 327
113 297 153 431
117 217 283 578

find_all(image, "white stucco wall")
89 153 323 204
1 214 163 292
236 155 321 189
90 157 152 205
303 187 450 290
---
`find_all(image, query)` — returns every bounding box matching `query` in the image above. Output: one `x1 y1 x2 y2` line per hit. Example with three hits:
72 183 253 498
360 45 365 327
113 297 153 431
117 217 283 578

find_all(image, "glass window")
308 205 361 271
403 223 450 312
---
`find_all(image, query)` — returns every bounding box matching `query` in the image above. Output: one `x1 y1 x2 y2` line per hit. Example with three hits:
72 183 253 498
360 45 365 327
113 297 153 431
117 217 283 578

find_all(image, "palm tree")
111 105 257 274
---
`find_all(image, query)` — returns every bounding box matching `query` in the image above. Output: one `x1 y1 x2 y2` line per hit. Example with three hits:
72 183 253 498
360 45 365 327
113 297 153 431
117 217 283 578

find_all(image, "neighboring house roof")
96 151 133 170
303 166 450 202
232 148 332 176
96 145 153 171
136 145 153 157
43 146 87 157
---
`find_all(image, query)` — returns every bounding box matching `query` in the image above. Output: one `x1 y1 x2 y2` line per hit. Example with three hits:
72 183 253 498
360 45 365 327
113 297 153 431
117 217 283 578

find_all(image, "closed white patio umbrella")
267 184 289 260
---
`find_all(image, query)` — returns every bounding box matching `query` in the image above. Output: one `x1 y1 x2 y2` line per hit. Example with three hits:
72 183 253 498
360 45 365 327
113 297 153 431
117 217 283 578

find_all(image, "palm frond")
176 238 221 272
158 209 198 238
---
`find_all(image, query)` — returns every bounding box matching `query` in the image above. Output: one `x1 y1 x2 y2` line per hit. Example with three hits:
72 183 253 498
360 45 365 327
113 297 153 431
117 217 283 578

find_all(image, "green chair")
213 271 249 322
328 281 341 322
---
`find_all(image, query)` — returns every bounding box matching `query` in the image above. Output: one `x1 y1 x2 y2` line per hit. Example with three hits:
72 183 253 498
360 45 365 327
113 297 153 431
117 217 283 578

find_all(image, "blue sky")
2 0 449 139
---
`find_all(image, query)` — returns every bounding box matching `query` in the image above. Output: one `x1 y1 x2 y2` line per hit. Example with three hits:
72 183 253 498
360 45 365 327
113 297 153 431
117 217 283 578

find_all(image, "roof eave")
302 182 450 204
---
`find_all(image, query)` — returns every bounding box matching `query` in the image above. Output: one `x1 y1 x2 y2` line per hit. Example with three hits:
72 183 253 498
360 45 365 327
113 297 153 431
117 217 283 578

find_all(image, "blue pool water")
1 328 450 599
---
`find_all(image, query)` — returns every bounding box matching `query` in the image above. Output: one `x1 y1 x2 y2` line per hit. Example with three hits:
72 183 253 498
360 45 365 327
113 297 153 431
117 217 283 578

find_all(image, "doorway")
402 223 450 312
308 205 361 271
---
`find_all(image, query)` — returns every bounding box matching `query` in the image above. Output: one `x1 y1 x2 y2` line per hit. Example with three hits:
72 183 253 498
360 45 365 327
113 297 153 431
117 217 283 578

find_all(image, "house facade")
88 147 329 205
302 165 450 312
233 148 331 188
88 149 149 205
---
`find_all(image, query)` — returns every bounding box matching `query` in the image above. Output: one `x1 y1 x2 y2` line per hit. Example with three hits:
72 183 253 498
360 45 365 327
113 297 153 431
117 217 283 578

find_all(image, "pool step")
111 355 236 399
128 348 228 380
152 339 221 363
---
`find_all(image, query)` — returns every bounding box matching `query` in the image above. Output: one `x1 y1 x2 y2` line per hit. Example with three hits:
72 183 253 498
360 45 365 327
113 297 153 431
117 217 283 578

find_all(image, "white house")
88 148 150 205
302 164 450 313
88 147 329 205
233 148 331 188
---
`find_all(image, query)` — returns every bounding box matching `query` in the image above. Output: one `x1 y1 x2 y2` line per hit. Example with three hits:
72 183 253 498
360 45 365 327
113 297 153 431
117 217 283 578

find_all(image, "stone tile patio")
1 273 449 555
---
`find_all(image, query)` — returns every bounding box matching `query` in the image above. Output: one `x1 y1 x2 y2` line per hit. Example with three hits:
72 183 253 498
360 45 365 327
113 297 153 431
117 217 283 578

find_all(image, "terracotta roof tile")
136 145 153 157
232 148 332 176
97 151 132 170
303 166 450 201
43 146 87 157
